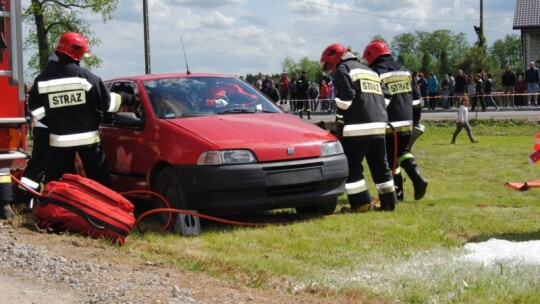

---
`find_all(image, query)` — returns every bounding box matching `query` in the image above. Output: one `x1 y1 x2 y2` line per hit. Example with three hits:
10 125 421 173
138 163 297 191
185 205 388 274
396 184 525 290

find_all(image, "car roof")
105 73 237 82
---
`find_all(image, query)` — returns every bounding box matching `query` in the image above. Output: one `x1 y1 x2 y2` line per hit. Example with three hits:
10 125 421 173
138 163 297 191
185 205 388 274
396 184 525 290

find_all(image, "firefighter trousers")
16 127 50 205
341 136 396 210
44 143 111 187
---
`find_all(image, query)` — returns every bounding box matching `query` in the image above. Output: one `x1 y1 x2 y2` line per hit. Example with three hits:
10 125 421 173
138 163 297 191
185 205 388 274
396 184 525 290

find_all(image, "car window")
110 82 141 116
106 82 144 128
143 77 281 119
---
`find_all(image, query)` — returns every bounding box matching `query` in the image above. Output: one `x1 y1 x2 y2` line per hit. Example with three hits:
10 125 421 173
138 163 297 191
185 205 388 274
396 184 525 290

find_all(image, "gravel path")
0 221 198 304
0 221 327 304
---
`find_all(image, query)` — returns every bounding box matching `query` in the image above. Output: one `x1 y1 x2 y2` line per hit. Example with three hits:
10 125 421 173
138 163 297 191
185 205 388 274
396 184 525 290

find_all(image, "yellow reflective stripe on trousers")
398 153 413 164
50 130 100 147
376 179 395 194
0 175 11 184
346 179 368 195
343 122 387 137
38 77 92 94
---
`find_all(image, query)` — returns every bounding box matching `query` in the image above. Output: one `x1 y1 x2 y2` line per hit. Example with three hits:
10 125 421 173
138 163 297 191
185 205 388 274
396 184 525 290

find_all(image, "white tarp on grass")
462 238 540 265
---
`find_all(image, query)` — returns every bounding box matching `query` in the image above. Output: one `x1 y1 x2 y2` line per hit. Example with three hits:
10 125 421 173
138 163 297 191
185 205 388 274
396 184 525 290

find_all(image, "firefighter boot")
340 204 370 213
341 191 372 213
378 191 397 211
0 203 14 220
394 172 404 201
401 158 428 200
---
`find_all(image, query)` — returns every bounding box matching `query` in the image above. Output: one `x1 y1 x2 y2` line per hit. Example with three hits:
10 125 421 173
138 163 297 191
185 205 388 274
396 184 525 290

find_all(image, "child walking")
451 96 478 144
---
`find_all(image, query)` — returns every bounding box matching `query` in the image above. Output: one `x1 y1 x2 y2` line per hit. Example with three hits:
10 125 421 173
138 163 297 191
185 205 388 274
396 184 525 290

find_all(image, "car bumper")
173 154 348 214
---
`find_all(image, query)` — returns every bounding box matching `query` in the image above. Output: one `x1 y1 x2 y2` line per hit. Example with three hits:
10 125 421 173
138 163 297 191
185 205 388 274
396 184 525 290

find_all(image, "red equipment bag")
34 174 135 245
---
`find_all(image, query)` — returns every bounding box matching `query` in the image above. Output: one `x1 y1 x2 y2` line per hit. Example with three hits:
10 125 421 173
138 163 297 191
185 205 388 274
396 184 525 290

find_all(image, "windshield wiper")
218 107 256 114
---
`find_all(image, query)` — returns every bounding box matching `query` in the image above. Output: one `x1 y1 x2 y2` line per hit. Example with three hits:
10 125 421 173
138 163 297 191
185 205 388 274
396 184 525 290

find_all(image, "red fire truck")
0 0 27 174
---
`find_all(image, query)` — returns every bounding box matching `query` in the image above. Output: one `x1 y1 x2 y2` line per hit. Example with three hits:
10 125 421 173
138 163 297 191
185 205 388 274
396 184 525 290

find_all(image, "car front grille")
266 181 320 197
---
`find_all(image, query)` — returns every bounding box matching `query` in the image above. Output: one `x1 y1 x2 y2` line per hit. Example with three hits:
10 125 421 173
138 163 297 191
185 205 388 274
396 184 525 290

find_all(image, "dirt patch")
0 219 336 304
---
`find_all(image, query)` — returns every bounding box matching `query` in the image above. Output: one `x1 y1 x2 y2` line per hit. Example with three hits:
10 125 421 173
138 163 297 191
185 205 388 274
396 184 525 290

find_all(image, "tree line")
273 30 522 92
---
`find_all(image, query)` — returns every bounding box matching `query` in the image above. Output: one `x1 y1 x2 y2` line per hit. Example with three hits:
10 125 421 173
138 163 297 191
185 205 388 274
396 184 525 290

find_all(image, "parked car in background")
100 73 348 216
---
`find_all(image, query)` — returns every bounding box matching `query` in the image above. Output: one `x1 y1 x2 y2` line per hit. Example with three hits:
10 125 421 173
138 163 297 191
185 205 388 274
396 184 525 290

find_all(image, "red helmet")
55 32 89 61
320 44 348 73
362 40 391 65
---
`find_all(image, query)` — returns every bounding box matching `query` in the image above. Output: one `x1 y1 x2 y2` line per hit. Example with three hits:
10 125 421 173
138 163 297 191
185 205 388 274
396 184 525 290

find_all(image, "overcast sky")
28 0 518 80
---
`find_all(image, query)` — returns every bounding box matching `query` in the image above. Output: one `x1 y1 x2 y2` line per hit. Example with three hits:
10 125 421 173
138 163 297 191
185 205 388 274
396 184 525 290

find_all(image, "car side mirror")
115 112 143 128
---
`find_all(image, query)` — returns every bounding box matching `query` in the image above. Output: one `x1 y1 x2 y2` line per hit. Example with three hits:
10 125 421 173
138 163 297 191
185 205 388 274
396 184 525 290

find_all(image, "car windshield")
143 76 282 119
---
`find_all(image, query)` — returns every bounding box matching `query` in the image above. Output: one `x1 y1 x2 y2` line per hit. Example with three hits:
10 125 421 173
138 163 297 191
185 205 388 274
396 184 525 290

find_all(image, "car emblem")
287 147 294 155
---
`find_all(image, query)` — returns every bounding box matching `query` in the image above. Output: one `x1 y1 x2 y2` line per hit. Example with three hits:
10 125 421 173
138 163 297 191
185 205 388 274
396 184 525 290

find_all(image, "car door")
100 81 152 192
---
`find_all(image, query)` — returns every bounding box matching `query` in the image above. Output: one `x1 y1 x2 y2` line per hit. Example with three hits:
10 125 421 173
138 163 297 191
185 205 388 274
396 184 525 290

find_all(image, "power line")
296 0 512 23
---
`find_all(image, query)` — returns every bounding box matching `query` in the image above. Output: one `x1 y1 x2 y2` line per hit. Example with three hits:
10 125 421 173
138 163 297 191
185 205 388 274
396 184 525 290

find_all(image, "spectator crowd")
254 61 540 116
412 63 538 111
251 71 336 119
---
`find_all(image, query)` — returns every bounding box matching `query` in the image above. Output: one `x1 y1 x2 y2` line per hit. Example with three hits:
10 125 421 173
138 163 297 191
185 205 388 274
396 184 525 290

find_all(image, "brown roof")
514 0 540 29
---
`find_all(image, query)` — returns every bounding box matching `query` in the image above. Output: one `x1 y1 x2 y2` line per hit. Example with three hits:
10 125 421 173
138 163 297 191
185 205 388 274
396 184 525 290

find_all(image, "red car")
100 73 348 215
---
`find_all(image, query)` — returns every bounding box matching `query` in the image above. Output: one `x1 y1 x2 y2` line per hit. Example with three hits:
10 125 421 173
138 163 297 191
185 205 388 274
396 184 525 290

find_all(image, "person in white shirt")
451 96 478 144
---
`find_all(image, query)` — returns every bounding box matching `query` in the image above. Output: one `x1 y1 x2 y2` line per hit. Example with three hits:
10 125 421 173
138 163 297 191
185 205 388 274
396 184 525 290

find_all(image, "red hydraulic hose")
134 208 265 234
10 174 276 234
10 174 42 197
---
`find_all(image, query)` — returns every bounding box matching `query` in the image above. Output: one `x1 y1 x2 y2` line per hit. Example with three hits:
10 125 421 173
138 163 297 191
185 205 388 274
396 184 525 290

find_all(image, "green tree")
278 29 521 92
23 0 118 74
457 46 497 77
397 53 421 73
489 34 523 73
281 56 299 76
298 57 323 83
369 34 388 44
452 32 470 60
439 49 450 76
391 33 417 56
421 51 433 74
282 56 322 83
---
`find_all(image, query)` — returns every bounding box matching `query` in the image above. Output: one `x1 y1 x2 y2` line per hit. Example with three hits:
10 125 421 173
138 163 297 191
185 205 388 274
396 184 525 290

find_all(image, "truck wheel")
295 198 337 216
153 168 188 223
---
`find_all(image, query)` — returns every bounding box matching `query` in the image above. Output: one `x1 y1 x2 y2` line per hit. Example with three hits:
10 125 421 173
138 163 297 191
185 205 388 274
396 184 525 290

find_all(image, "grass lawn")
127 119 540 304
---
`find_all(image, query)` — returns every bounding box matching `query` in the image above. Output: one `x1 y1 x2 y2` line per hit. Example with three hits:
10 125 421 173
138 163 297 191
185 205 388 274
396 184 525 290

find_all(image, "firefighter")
363 40 428 201
28 32 137 187
297 70 311 119
14 54 59 212
320 43 397 212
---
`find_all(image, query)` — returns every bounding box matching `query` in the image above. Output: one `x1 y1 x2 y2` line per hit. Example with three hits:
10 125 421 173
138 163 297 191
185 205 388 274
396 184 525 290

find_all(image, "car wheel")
295 198 337 216
153 168 189 223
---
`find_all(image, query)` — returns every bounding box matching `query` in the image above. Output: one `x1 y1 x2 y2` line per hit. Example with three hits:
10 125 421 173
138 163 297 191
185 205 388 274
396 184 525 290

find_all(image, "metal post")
479 0 484 47
143 0 151 74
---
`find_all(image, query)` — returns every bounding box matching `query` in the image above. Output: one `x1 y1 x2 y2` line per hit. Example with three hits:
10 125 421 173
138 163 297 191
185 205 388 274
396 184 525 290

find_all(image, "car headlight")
321 140 343 157
197 150 257 165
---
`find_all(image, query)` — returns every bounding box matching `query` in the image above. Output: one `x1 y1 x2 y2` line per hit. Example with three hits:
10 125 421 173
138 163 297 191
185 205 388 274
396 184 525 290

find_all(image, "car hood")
165 113 337 162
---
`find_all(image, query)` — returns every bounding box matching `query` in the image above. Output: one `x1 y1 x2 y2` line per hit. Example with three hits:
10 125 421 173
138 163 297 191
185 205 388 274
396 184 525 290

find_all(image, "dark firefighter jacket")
28 55 133 148
369 56 422 133
333 56 388 139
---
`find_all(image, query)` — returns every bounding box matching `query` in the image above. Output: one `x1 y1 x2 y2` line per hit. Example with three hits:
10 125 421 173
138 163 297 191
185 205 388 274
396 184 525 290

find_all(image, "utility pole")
143 0 151 74
474 0 484 48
